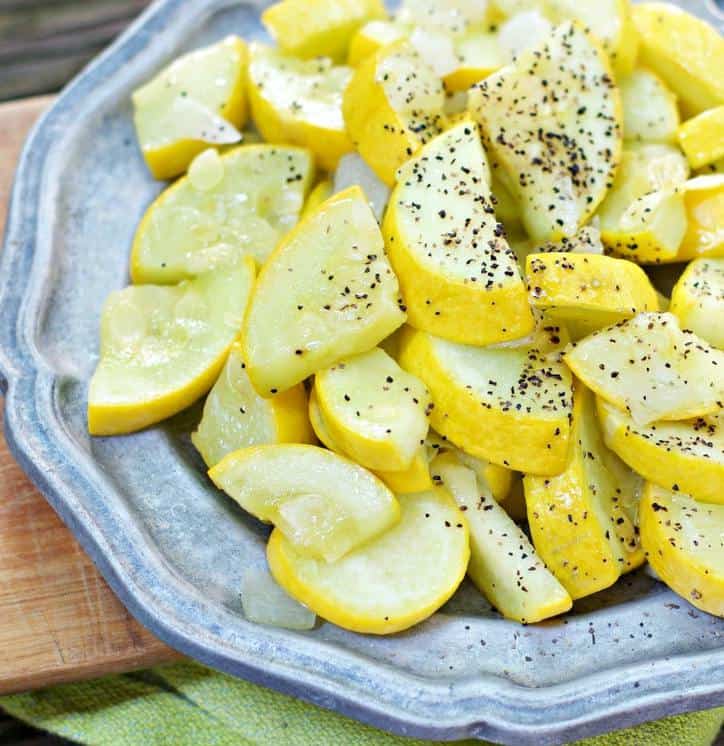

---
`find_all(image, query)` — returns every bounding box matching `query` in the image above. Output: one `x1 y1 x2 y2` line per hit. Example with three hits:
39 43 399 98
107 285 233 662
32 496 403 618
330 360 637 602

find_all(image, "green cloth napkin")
0 663 721 746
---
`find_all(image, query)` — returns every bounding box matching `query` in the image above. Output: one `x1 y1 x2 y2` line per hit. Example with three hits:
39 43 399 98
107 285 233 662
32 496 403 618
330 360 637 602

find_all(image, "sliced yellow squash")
469 22 622 242
131 145 314 283
598 143 690 263
262 0 385 62
308 388 432 494
191 343 313 468
600 444 646 573
247 43 353 171
492 0 638 77
342 40 447 185
670 258 724 349
132 37 247 180
398 326 573 474
565 312 724 425
314 348 431 471
524 385 627 599
620 68 679 144
597 397 724 505
677 174 724 260
632 3 724 118
395 0 490 36
677 106 724 170
526 252 659 339
88 258 255 436
267 488 469 634
432 453 572 623
425 431 513 503
444 32 504 92
640 483 724 617
347 20 407 66
384 121 534 346
210 444 399 562
303 179 333 217
242 186 405 396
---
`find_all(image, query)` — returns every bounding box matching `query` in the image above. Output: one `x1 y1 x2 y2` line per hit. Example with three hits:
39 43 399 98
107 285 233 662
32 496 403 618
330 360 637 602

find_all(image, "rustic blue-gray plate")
1 1 723 743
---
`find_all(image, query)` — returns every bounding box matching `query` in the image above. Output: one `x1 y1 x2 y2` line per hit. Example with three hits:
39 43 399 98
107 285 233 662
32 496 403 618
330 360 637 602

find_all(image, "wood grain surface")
0 97 180 696
0 0 152 101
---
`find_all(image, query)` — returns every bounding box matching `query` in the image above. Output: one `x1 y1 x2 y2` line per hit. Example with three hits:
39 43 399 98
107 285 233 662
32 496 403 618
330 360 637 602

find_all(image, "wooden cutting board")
0 97 180 696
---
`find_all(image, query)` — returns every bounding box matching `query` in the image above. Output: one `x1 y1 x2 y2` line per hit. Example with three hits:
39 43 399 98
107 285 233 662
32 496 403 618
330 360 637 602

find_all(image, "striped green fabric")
0 663 721 746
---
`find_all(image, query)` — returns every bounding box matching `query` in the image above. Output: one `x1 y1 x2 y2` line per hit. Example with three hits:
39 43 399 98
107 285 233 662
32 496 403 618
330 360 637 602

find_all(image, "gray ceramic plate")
1 1 723 743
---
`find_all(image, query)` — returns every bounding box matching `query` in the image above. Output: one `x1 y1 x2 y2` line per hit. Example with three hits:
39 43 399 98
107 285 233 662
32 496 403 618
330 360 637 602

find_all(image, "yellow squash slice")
342 40 447 185
395 0 490 36
210 444 399 562
314 348 431 471
398 326 573 475
677 175 724 260
242 186 405 396
492 0 638 77
308 389 432 494
524 386 628 599
598 143 690 263
347 20 407 66
632 3 724 117
641 483 724 617
469 22 622 242
262 0 385 61
132 37 247 180
247 44 353 171
670 258 724 350
267 488 469 634
600 445 646 574
565 312 724 425
191 343 313 468
384 121 534 345
88 258 255 436
426 431 513 503
432 453 572 623
620 68 679 144
526 252 659 339
131 145 314 283
597 397 724 505
302 179 333 217
677 106 724 170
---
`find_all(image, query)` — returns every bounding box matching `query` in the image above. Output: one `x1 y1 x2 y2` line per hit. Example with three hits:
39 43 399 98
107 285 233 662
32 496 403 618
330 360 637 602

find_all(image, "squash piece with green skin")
242 186 406 396
209 444 399 563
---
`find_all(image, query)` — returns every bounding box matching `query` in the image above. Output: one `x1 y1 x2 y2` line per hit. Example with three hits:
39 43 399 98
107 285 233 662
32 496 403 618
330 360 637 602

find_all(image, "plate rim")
1 1 723 743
